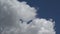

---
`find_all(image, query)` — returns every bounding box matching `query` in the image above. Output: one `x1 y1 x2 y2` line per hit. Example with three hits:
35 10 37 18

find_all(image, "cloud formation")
0 0 56 34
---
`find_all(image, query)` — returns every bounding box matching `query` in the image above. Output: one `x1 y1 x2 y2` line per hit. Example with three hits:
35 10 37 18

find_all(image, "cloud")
0 0 56 34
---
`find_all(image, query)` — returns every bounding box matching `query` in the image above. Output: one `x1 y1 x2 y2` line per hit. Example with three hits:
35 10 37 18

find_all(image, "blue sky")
18 0 60 34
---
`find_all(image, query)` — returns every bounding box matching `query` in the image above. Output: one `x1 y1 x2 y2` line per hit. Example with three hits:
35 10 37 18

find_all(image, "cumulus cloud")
0 0 56 34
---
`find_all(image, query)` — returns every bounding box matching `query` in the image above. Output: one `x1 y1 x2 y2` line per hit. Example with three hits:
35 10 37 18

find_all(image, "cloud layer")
0 0 56 34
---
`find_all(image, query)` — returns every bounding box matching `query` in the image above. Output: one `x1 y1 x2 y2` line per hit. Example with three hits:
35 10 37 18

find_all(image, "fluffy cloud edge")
0 0 56 34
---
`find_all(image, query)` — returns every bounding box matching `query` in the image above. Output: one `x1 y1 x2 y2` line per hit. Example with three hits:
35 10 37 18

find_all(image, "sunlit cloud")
0 0 56 34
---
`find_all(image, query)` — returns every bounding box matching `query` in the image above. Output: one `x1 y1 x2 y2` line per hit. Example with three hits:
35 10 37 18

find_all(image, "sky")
0 0 59 34
18 0 60 34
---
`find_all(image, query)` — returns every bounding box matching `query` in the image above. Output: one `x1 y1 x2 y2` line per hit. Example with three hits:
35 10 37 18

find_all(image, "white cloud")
0 0 56 34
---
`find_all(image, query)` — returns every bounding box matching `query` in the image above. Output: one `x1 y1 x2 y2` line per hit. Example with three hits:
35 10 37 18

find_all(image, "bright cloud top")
0 0 56 34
